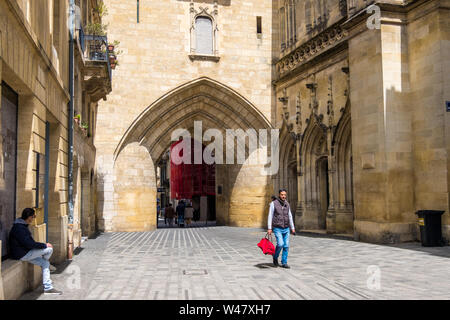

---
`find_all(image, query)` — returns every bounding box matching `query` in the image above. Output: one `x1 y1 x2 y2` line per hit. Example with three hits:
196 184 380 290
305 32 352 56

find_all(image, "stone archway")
300 114 328 230
277 124 298 221
109 77 274 232
332 104 354 234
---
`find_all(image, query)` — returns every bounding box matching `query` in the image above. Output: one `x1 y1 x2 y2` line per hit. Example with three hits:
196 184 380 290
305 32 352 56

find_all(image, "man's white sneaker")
44 288 63 295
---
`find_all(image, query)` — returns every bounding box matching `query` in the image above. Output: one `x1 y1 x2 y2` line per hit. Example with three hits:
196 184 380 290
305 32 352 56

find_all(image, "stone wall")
96 0 275 231
407 1 450 241
274 0 450 243
0 0 71 297
111 143 157 232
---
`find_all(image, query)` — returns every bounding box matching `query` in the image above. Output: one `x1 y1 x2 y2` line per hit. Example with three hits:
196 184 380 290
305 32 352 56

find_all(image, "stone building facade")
0 0 111 300
274 0 449 244
96 0 275 232
96 0 449 245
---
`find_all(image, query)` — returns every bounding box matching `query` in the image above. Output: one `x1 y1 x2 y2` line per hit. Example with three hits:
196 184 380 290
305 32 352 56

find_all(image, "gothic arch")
111 77 274 231
114 77 272 163
278 123 298 211
332 102 354 232
300 113 328 229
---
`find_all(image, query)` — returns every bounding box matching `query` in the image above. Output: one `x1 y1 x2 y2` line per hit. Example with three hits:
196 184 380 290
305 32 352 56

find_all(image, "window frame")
195 16 214 55
189 4 220 62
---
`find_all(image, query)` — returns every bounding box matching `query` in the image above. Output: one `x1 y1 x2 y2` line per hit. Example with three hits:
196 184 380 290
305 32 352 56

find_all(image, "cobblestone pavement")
20 225 450 300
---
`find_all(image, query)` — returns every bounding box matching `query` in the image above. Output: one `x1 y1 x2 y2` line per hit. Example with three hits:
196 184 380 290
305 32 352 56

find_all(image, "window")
137 0 140 23
257 16 262 35
289 2 296 44
280 7 286 50
280 1 298 50
52 0 60 51
83 0 87 27
189 3 219 61
196 17 213 55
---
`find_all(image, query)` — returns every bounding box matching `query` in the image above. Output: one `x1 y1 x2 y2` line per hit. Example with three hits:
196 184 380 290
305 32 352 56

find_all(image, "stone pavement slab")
20 227 450 300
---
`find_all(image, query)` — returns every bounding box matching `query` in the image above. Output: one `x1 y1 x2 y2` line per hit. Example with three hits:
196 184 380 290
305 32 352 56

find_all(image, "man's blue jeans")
273 227 290 265
21 247 53 291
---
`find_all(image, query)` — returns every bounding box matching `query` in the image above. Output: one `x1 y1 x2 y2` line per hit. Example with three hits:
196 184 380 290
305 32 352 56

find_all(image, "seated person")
9 208 62 295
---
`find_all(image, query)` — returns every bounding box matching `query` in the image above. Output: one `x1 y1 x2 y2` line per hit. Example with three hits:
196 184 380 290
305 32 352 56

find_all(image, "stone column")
16 96 44 215
81 172 91 236
350 15 415 243
47 124 68 263
326 128 337 233
295 137 303 229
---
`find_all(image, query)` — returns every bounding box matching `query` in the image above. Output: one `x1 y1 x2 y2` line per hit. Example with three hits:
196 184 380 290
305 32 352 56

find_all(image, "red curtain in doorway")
170 139 216 200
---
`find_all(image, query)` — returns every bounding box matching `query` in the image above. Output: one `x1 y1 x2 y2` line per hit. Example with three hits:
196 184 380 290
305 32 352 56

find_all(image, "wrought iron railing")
81 34 112 81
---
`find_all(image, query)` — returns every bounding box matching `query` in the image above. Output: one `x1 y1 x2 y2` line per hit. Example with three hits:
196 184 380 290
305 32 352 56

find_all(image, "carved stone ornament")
277 25 348 76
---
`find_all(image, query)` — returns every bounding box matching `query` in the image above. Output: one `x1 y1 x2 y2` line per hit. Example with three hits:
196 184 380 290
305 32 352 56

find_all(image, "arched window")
189 3 220 61
280 7 286 50
280 1 298 51
196 16 213 55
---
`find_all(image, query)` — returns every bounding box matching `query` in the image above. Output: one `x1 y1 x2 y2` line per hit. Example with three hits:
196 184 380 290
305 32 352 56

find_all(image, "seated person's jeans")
20 247 53 291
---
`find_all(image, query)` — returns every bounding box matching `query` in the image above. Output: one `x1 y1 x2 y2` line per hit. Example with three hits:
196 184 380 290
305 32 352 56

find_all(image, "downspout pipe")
68 0 75 259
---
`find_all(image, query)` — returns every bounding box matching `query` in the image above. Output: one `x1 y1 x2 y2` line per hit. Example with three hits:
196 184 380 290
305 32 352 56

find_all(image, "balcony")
75 26 112 103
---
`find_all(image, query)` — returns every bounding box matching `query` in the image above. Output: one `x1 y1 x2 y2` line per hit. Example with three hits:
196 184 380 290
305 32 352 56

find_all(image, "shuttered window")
196 17 213 55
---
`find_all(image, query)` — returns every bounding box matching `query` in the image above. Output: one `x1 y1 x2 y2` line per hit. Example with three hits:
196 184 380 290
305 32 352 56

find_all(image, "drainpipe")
68 0 75 260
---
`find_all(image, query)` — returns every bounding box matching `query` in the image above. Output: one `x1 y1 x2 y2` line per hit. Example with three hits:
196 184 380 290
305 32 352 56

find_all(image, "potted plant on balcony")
85 22 108 36
74 114 81 125
108 54 116 64
108 40 121 53
108 40 122 70
81 122 89 135
110 59 120 70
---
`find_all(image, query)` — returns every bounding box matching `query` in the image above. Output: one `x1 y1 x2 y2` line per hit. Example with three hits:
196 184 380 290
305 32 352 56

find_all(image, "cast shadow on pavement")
254 263 277 269
18 260 74 300
387 242 450 259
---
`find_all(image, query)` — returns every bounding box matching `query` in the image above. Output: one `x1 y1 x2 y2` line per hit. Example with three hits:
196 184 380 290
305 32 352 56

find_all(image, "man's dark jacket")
9 218 47 260
176 203 186 218
272 198 291 229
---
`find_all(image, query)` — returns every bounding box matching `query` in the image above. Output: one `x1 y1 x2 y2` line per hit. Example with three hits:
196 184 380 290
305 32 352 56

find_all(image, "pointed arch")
300 113 327 208
114 77 273 163
108 77 274 232
332 101 353 218
278 123 298 208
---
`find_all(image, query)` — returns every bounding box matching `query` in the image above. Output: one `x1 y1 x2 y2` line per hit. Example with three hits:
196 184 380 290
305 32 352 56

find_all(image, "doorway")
317 157 329 230
0 82 18 259
157 139 216 229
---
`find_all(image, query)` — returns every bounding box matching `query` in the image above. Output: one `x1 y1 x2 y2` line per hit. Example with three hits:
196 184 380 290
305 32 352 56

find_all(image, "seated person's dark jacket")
9 218 47 260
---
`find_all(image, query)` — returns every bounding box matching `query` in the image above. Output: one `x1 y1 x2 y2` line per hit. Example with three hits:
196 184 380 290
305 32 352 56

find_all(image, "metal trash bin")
415 210 445 247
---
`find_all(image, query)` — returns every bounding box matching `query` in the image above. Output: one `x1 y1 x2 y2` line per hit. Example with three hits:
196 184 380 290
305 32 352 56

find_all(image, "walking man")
165 203 175 227
268 189 296 269
176 200 186 228
9 208 62 295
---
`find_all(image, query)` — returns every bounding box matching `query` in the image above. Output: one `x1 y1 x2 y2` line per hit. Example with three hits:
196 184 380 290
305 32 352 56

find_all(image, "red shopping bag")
257 233 275 255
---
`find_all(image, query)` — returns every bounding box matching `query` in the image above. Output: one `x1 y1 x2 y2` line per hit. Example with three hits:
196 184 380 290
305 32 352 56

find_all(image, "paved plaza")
20 225 450 300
